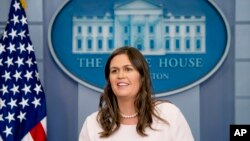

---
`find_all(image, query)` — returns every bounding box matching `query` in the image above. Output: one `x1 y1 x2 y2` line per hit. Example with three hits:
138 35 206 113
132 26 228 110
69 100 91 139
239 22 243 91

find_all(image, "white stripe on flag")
41 117 47 135
21 117 47 141
22 132 34 141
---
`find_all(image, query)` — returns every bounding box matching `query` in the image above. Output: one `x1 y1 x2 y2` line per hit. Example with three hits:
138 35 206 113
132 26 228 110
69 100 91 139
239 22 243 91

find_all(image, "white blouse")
79 102 194 141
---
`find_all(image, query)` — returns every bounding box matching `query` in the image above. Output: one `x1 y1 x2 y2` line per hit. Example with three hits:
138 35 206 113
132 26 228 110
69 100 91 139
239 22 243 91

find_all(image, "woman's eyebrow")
110 64 133 68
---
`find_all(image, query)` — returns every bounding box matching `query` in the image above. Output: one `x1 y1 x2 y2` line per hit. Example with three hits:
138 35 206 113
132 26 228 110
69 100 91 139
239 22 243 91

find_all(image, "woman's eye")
125 67 133 72
111 69 118 74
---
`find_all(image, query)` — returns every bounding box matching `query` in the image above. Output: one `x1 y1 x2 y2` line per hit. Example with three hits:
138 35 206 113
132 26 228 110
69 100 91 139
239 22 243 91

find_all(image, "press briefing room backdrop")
0 0 250 141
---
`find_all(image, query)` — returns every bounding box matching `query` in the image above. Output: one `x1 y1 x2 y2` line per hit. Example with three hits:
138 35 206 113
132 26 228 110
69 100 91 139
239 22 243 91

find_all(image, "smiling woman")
109 54 141 100
78 46 194 141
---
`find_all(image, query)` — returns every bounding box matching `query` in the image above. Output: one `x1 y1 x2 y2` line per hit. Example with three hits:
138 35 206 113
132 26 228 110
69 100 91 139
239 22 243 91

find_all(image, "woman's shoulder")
154 101 182 119
155 101 179 111
84 111 99 125
89 111 99 118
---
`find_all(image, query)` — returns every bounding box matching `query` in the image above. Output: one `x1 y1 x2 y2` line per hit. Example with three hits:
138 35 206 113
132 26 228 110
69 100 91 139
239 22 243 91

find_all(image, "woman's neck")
117 98 138 125
117 98 136 115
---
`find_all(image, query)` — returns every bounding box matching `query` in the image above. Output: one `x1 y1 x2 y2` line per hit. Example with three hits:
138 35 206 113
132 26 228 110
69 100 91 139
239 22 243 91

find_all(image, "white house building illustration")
72 0 206 55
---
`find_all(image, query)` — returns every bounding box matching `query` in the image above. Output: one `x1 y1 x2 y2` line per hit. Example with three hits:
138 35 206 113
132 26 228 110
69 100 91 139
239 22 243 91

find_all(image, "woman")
79 46 194 141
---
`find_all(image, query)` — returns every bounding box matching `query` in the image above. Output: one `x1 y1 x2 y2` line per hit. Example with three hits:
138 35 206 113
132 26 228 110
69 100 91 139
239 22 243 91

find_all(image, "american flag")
0 0 47 140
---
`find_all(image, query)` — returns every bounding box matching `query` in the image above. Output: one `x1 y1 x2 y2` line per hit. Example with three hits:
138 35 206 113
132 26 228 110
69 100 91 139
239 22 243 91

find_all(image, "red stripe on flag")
30 122 47 141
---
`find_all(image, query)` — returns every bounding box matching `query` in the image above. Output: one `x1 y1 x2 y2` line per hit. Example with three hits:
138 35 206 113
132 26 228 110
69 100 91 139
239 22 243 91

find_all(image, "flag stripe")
22 133 33 141
40 117 47 134
30 122 46 141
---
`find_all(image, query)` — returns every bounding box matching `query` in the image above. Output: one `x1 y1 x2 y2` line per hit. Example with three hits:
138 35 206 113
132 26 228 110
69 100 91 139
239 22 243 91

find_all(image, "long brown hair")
98 46 166 137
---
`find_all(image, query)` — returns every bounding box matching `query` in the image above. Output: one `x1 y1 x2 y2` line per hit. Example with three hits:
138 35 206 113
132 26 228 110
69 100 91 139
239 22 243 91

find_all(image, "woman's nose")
118 70 125 78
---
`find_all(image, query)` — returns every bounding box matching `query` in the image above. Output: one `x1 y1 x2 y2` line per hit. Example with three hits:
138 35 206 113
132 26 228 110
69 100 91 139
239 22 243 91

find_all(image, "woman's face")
109 54 141 99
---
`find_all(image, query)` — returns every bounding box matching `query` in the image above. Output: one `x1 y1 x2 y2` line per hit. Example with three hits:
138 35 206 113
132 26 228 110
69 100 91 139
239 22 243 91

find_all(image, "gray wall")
200 1 235 141
1 0 250 141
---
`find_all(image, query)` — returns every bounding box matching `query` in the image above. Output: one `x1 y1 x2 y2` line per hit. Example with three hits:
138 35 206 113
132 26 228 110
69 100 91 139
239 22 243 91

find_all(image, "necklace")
120 112 138 119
